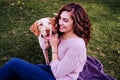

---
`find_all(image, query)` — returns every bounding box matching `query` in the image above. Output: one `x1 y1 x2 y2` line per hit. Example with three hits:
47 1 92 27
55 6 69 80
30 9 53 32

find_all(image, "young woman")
0 2 91 80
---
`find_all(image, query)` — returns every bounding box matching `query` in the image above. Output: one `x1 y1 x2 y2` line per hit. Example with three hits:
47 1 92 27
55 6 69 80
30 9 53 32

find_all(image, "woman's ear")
30 21 40 36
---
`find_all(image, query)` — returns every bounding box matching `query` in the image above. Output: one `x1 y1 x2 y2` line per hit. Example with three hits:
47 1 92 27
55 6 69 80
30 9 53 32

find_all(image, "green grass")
0 0 120 79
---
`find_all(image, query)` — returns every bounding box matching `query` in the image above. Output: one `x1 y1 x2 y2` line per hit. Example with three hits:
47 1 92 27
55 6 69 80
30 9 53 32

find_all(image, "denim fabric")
0 58 56 80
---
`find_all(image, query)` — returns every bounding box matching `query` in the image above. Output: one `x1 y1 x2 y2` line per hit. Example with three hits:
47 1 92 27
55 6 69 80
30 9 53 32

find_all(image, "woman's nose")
59 19 63 25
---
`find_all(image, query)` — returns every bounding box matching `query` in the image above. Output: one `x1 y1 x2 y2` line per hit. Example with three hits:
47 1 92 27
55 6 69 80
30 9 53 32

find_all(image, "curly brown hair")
56 2 92 45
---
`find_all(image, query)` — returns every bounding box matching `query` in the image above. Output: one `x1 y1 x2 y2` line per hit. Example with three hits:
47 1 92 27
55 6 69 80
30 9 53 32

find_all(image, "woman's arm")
49 34 59 61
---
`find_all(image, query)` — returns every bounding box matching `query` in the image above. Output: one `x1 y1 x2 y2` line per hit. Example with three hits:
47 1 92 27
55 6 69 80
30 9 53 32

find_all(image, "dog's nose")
46 29 50 33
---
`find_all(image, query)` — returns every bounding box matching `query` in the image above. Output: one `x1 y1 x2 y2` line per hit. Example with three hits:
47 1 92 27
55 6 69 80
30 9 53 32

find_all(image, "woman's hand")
49 34 59 52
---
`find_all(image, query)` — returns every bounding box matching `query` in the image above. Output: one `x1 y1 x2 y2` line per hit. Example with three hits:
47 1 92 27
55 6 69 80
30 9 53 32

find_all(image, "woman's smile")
59 26 66 31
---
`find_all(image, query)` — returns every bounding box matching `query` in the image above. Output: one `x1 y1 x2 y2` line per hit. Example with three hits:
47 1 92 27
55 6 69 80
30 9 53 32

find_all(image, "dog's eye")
39 23 43 26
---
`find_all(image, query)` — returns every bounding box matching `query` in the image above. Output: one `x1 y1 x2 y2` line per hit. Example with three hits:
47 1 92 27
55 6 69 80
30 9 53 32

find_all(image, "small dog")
30 17 57 64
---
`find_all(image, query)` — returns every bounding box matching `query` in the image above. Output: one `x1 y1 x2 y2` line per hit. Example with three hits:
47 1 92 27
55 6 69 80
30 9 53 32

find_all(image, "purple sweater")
50 38 87 80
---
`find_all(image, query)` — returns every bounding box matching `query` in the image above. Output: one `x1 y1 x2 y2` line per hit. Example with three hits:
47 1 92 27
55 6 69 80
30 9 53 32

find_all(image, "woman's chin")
59 29 65 32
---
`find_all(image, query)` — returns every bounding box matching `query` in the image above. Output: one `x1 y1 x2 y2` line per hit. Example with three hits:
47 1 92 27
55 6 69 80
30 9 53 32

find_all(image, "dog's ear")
49 18 57 33
53 13 58 19
30 21 40 36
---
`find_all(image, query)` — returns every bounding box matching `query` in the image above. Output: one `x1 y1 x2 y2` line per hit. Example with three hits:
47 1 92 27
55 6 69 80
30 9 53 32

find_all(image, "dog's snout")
46 29 50 33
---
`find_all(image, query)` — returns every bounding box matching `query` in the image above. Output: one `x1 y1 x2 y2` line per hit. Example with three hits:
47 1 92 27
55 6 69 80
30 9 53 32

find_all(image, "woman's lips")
60 26 65 30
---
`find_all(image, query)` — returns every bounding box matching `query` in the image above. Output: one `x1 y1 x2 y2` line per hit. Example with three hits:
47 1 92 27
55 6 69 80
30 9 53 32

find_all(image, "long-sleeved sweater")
50 37 87 80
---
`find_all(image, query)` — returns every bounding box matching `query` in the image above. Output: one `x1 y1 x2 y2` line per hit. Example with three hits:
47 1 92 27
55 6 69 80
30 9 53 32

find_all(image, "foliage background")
0 0 120 79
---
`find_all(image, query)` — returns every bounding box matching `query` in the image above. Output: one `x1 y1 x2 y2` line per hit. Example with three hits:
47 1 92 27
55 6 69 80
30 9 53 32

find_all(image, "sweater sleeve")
50 40 86 78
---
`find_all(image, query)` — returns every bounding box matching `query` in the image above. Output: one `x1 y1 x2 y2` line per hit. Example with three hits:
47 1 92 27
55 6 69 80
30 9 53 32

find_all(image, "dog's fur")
30 17 57 64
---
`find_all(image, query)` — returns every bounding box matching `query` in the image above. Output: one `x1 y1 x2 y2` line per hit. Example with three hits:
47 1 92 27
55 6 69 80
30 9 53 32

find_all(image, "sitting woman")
0 2 115 80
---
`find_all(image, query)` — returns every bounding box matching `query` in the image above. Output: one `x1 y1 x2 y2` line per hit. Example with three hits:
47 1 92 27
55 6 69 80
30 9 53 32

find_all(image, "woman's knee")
7 58 23 65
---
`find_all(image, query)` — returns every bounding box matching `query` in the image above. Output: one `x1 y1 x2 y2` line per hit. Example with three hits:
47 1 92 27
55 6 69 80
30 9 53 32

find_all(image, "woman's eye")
63 18 68 22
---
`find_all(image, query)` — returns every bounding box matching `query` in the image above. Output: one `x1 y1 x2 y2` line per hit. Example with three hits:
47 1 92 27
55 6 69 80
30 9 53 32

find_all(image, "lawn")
0 0 120 79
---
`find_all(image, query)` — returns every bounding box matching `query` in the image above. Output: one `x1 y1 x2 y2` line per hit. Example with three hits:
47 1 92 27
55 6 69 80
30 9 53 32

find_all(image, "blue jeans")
0 58 56 80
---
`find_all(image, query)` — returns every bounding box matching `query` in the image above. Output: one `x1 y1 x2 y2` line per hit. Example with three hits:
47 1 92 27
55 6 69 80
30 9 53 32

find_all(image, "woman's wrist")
52 52 58 61
51 47 58 52
51 45 58 61
52 51 57 54
51 46 58 51
51 49 58 61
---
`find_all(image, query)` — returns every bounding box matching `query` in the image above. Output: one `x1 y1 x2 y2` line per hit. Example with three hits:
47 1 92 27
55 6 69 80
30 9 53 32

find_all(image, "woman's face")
58 11 74 33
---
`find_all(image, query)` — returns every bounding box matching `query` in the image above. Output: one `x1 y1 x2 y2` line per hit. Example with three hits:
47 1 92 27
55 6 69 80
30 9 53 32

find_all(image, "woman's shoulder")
60 37 85 47
67 37 85 44
71 37 84 42
69 38 85 47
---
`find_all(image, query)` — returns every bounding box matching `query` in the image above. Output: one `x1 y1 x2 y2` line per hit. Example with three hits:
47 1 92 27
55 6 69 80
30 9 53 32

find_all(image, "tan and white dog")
30 17 57 64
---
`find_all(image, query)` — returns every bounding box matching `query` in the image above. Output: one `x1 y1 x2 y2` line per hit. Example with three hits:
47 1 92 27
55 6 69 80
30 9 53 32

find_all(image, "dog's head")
30 17 57 39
